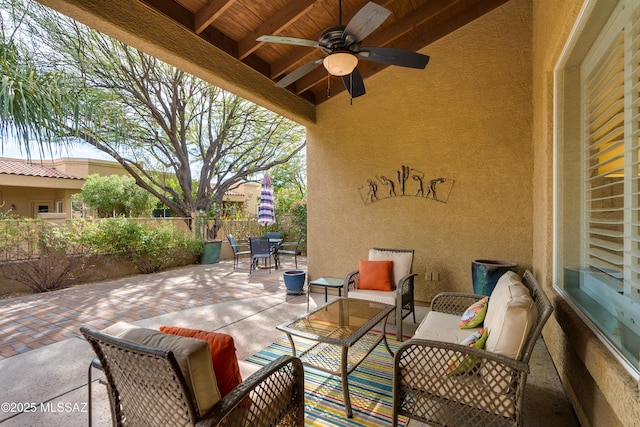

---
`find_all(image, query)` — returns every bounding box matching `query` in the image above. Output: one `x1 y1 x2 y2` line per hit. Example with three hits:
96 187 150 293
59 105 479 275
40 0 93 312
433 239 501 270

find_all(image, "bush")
81 218 203 273
0 223 94 292
0 217 203 293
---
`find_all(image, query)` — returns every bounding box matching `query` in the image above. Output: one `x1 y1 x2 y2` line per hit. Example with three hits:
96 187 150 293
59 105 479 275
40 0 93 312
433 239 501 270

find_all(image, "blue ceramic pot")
283 270 306 295
472 260 517 296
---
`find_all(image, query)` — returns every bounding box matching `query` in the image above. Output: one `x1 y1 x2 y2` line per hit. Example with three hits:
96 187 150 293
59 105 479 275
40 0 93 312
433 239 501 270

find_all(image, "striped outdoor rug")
246 335 408 427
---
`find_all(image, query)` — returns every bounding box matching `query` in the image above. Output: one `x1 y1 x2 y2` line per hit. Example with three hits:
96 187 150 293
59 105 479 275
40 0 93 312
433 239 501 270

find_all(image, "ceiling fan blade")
256 35 320 48
358 47 430 69
341 67 366 98
275 58 324 88
343 2 391 44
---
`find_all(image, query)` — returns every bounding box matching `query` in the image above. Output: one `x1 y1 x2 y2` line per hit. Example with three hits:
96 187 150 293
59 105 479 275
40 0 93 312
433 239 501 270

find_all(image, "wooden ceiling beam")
238 0 316 60
36 0 315 121
363 0 466 47
194 0 237 34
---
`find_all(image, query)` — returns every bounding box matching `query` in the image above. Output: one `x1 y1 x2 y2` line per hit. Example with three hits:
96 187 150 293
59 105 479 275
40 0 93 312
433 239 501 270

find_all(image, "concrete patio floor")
0 257 580 426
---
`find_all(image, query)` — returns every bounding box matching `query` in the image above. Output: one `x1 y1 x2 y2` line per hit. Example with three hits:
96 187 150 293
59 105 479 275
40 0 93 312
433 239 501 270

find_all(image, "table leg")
382 315 393 356
341 346 353 418
324 287 328 302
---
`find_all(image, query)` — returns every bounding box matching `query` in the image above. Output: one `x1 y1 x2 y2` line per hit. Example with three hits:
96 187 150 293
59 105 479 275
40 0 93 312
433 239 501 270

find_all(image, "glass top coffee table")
277 298 394 418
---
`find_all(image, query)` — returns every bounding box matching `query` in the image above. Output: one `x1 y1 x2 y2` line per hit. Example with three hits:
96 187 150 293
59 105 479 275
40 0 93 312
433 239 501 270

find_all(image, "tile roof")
0 160 81 180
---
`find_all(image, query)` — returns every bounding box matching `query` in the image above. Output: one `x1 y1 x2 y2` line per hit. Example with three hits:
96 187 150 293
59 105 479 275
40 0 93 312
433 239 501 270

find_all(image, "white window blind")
582 3 640 300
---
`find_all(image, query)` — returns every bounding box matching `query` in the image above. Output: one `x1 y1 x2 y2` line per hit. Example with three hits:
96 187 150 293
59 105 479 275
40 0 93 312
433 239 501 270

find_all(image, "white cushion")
484 271 537 359
413 311 483 342
102 322 221 417
368 249 413 287
348 288 397 306
239 360 261 379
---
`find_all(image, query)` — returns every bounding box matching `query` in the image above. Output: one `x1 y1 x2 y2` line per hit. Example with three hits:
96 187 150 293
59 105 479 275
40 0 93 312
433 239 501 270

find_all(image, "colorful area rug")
246 335 408 427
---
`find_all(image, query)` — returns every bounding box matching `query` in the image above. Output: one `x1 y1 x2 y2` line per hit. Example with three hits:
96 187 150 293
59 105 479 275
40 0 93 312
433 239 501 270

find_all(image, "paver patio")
0 257 579 426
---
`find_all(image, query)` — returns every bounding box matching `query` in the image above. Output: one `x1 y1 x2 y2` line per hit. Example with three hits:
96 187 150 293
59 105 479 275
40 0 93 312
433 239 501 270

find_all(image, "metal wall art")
358 165 454 206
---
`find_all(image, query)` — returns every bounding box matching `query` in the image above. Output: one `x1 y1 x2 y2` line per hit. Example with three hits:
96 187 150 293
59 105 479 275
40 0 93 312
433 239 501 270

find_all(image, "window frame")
554 0 640 379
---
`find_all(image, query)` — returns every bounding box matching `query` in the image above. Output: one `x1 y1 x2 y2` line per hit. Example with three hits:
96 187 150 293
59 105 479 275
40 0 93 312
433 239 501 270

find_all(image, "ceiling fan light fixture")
323 52 358 76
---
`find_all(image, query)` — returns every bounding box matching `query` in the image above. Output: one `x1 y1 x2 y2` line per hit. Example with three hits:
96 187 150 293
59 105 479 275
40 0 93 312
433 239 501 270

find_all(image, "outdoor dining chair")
227 234 251 269
249 236 273 273
277 236 303 268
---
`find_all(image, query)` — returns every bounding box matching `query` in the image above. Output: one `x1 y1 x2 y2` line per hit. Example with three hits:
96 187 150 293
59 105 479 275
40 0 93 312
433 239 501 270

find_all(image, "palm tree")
0 3 78 157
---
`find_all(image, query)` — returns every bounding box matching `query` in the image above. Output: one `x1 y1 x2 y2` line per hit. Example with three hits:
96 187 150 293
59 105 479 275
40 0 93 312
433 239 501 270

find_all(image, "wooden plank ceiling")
140 0 510 105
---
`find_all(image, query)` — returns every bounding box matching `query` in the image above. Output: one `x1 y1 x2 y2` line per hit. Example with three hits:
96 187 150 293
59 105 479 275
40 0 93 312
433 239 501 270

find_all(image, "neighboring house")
0 157 260 218
0 157 129 218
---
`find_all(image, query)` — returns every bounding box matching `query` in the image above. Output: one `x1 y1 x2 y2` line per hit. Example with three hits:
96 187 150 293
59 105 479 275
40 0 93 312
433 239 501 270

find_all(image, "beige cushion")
413 311 483 342
102 322 221 417
348 288 397 306
484 272 537 359
368 249 413 287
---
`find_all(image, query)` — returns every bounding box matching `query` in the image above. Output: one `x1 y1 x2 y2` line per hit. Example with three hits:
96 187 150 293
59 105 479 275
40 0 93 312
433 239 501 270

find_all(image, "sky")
0 137 114 161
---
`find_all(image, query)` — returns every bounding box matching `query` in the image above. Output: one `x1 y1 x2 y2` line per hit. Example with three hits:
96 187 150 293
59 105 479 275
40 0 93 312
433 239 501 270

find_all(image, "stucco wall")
307 0 533 303
532 0 640 425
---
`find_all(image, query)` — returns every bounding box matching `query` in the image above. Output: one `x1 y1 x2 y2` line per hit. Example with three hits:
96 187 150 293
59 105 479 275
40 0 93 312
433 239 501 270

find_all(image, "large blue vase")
472 260 518 296
283 270 306 295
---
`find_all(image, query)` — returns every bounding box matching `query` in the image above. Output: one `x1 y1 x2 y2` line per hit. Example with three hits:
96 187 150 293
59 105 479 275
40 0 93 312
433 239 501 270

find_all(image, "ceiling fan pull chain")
327 72 331 98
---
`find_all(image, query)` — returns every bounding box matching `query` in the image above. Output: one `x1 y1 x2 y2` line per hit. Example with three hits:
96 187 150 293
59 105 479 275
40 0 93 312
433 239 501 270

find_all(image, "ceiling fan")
257 1 430 99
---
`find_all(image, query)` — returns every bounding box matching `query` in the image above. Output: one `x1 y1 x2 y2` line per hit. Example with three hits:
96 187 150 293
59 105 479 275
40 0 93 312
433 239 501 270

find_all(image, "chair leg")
396 307 404 342
87 360 93 427
87 357 103 427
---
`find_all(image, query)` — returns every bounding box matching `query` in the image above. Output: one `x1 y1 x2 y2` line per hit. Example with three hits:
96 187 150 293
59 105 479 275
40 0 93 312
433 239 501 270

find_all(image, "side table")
308 276 344 311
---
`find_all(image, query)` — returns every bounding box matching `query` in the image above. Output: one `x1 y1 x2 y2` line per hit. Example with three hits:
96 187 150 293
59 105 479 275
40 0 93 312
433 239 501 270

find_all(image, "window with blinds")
557 0 640 376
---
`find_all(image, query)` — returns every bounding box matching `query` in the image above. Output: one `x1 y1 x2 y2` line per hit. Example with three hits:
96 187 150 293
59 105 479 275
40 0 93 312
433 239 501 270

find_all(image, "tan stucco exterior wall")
532 0 640 425
307 0 533 303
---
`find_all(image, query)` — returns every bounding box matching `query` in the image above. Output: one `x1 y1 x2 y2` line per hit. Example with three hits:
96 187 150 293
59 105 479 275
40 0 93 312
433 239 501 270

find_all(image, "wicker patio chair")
344 248 417 341
81 326 304 427
392 270 553 427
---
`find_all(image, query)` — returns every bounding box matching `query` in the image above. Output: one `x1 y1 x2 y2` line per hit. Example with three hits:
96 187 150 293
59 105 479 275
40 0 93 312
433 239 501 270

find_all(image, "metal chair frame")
249 236 273 274
227 234 251 269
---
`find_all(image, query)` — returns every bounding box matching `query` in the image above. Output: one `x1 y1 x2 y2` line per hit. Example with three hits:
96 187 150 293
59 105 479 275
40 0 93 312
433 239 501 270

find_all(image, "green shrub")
80 218 202 273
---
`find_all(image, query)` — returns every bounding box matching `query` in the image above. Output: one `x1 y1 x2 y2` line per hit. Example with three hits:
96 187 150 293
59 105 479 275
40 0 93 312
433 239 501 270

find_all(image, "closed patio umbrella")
258 172 275 228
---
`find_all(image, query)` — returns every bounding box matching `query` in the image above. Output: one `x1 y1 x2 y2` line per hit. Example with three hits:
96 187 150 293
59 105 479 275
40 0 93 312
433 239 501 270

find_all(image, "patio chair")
227 234 251 270
264 231 281 240
277 236 303 268
81 325 304 427
344 248 417 341
250 236 273 273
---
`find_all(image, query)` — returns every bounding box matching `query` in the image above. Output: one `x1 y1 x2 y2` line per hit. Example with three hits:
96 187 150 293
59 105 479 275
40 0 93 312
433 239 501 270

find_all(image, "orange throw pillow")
358 259 394 291
160 326 242 397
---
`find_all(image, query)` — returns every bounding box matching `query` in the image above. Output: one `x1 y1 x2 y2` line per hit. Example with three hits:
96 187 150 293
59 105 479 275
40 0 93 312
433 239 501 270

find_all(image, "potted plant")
195 211 223 264
283 270 306 294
